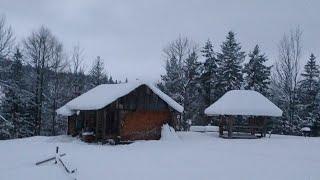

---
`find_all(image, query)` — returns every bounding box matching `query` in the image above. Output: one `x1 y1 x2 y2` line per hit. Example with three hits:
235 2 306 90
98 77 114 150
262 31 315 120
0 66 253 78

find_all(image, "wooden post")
102 109 106 141
262 117 267 137
35 153 66 166
227 116 233 138
55 146 59 164
219 116 224 137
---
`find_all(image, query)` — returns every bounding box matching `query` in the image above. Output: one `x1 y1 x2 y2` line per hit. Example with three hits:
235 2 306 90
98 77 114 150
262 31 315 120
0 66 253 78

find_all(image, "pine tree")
298 53 320 126
183 51 202 126
108 76 114 84
217 31 245 95
1 48 34 139
0 114 12 139
200 39 220 105
243 45 271 95
159 56 185 105
313 92 320 136
89 56 108 87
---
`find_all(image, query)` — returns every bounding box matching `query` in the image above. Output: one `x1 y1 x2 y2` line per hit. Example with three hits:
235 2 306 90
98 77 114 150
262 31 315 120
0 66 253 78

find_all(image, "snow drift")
161 124 179 141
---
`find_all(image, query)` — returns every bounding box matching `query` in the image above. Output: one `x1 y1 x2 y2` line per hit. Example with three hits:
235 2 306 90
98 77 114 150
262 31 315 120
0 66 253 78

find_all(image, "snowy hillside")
0 132 319 180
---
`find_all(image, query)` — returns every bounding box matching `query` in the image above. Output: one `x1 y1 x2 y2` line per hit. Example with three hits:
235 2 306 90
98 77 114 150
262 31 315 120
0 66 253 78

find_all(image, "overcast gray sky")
1 0 319 82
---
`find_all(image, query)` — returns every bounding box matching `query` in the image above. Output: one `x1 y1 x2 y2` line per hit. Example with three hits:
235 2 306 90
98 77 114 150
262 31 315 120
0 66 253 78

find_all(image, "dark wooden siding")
67 115 77 135
117 85 168 111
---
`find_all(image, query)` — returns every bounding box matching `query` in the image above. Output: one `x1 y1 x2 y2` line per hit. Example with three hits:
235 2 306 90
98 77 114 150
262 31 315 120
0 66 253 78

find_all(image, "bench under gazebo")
204 90 282 139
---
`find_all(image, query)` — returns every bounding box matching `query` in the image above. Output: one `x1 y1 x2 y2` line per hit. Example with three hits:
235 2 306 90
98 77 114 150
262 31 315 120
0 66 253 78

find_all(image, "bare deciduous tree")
272 27 302 132
0 15 14 59
70 44 84 74
163 36 196 64
23 26 57 135
50 40 67 135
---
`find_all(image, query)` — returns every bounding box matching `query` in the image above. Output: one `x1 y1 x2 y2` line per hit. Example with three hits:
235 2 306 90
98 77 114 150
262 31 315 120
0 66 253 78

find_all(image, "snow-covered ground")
0 132 319 180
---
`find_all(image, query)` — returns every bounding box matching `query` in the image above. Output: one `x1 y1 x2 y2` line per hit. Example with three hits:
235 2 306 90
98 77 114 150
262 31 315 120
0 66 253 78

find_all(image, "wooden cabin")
57 82 183 143
204 90 282 139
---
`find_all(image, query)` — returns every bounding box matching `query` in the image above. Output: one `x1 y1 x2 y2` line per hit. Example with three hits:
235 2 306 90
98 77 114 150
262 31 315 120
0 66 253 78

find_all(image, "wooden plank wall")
120 110 171 140
68 84 180 141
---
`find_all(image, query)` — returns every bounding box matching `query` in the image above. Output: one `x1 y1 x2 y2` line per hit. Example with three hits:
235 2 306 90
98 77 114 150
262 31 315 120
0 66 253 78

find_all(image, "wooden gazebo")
204 90 282 138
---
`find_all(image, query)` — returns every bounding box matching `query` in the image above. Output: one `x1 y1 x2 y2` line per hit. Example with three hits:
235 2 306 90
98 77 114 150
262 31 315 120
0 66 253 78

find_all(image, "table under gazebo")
204 90 283 139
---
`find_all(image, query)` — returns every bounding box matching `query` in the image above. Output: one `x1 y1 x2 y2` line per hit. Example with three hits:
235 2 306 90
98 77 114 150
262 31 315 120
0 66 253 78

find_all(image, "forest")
0 15 319 139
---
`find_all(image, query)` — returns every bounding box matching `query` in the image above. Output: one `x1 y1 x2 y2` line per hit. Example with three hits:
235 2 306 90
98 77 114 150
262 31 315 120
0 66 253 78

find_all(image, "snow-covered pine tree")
159 56 185 105
89 56 108 87
313 92 320 136
1 48 34 139
217 31 245 95
0 114 12 139
158 36 192 108
200 39 220 106
243 45 271 96
108 76 114 84
183 51 202 126
298 53 320 127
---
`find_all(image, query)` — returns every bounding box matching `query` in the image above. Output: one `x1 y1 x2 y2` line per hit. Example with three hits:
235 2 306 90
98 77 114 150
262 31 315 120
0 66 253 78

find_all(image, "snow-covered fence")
190 126 219 132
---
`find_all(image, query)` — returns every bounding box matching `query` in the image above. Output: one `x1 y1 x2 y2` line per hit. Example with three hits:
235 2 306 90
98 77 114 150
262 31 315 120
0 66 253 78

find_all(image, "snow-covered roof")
56 105 75 116
204 90 282 117
301 127 311 132
57 81 183 116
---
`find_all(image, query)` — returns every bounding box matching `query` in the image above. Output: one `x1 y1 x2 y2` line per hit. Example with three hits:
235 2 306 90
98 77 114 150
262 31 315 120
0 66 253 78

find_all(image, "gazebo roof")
204 90 282 117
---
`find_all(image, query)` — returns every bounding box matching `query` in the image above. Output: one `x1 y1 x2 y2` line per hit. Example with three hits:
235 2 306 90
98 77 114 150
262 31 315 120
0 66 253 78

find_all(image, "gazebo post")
219 116 224 137
262 117 267 137
227 116 233 138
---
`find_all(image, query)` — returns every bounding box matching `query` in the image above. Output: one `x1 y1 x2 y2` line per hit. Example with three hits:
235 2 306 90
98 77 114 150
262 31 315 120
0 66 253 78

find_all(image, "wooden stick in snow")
55 146 59 164
35 153 66 165
58 158 76 174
